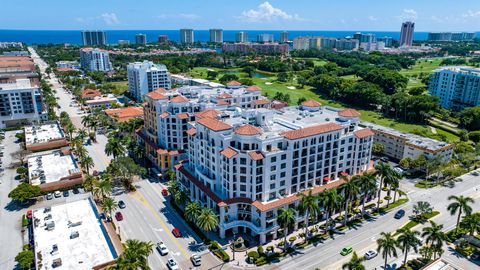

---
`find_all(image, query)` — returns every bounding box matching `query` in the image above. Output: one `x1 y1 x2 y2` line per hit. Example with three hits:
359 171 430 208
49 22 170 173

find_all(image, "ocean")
0 29 451 45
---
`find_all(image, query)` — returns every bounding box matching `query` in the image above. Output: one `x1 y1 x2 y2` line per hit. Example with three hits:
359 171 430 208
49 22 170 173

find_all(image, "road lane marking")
130 191 190 260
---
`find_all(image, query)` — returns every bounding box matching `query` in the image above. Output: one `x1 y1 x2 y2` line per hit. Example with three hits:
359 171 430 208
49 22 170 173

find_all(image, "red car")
162 189 168 196
172 228 182 237
115 212 123 221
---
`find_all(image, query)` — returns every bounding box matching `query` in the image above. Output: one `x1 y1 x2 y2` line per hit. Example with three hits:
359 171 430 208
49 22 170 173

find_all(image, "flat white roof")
33 198 115 270
28 150 79 185
25 123 64 145
0 78 35 90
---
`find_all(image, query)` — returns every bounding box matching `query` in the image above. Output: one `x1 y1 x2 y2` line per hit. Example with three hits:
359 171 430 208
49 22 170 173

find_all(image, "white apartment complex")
176 103 374 243
127 61 171 101
137 83 269 174
429 66 480 110
209 29 223 43
79 48 112 72
180 29 194 44
0 79 46 128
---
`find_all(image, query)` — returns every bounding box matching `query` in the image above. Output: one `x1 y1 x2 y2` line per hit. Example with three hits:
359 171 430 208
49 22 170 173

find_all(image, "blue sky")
2 0 480 31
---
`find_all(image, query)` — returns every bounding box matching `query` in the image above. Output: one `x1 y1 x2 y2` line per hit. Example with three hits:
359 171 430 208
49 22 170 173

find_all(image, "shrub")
278 241 285 246
256 257 268 266
384 195 392 201
21 215 28 227
257 246 264 255
295 241 309 249
289 236 297 242
247 251 259 262
266 246 274 252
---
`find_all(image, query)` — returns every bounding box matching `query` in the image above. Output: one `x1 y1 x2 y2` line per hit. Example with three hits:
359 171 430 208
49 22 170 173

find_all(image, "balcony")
220 220 279 234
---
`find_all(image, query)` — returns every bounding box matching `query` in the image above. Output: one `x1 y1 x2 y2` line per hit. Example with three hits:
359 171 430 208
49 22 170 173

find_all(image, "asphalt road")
0 131 29 270
263 175 480 270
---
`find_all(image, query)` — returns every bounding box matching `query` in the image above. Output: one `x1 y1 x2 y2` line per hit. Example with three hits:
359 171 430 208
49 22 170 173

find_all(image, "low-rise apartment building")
364 122 453 161
105 106 143 123
176 103 374 243
85 96 118 109
25 122 68 152
222 43 289 55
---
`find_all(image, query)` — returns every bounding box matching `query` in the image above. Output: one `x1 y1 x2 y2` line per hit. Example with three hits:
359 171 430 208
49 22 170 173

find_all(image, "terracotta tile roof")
195 109 220 119
177 113 189 120
338 109 361 118
157 149 168 155
57 67 74 72
170 95 189 103
153 88 167 94
235 124 262 136
248 151 264 161
216 99 229 106
168 150 182 156
196 117 233 132
301 99 322 107
252 179 345 212
218 93 232 99
253 99 270 105
282 123 343 140
160 112 170 118
227 80 242 87
220 147 238 159
186 127 197 136
105 107 144 122
354 128 375 138
145 89 167 100
81 89 101 98
246 85 262 92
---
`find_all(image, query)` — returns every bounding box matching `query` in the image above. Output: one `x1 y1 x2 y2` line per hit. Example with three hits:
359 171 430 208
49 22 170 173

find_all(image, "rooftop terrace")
32 198 116 270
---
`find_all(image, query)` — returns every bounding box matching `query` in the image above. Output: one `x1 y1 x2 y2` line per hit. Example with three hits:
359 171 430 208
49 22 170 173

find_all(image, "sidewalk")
224 189 402 268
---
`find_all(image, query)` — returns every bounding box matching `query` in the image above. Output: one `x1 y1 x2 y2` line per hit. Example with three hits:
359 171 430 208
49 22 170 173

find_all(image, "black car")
63 190 70 197
394 209 405 219
118 200 126 209
72 188 80 194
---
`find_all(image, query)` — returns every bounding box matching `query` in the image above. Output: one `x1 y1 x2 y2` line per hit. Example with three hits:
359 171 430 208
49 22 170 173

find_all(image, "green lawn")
293 57 328 66
400 58 444 88
109 81 129 95
340 74 360 82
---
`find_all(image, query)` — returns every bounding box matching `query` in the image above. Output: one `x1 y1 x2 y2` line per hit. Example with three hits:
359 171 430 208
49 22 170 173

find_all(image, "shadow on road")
4 199 33 212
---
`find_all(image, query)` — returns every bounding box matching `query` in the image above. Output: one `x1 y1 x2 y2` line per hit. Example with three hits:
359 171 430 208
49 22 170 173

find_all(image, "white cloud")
156 13 201 20
463 10 480 18
100 13 120 25
238 1 302 23
399 9 418 21
368 16 377 21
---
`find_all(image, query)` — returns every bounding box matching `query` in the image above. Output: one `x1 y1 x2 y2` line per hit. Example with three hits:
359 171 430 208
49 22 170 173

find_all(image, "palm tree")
297 189 320 239
93 179 112 201
105 137 126 158
70 135 83 151
196 207 219 232
447 195 475 232
375 162 391 212
357 173 377 215
76 128 88 141
74 146 88 161
277 208 296 251
184 201 202 223
460 213 480 236
115 239 153 270
82 174 97 192
167 180 180 199
65 122 76 139
377 232 398 269
102 197 118 219
397 228 422 266
421 221 445 259
384 170 401 207
342 251 365 270
318 188 341 230
340 176 360 225
80 156 95 174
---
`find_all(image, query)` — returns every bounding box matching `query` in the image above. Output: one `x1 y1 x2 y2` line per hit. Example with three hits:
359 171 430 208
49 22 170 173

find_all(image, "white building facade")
79 48 112 72
177 104 374 243
127 61 171 101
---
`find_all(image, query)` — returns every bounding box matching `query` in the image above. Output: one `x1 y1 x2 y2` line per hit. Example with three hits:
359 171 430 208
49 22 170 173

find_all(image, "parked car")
172 228 182 238
190 254 201 266
340 246 353 256
166 258 179 270
394 209 406 219
471 251 480 261
118 200 126 209
162 189 168 196
471 170 480 176
156 242 169 256
63 190 70 197
365 250 378 260
54 191 62 198
72 188 80 194
115 212 123 221
46 193 53 200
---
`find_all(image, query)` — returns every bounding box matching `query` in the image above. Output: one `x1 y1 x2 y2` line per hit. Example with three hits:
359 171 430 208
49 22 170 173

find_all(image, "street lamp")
231 233 237 261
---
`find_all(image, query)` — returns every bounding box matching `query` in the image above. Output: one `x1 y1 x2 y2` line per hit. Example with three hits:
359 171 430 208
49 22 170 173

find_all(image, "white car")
166 258 179 270
365 250 378 260
190 254 201 266
156 242 169 256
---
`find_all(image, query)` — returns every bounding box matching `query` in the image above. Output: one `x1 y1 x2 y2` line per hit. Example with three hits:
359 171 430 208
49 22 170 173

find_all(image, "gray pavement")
0 131 29 270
